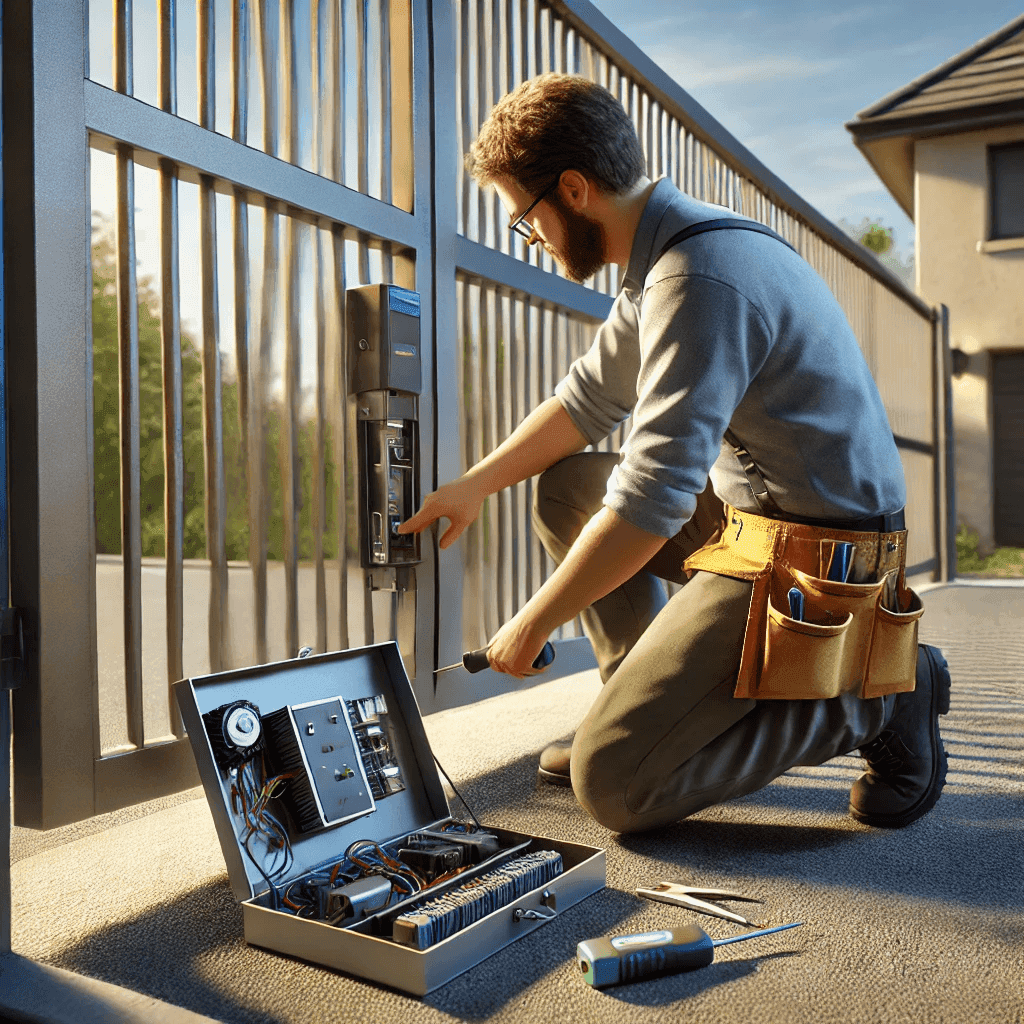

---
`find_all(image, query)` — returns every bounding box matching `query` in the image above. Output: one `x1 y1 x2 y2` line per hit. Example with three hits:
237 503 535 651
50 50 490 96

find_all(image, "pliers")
635 882 766 927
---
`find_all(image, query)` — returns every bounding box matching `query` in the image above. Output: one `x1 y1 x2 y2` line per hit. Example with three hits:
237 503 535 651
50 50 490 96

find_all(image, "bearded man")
399 73 949 834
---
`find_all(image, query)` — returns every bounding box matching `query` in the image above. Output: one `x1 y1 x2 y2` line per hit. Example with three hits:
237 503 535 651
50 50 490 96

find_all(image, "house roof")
845 14 1024 218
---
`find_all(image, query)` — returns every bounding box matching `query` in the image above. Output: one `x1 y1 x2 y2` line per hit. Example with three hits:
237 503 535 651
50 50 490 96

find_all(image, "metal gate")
7 0 436 828
5 0 953 831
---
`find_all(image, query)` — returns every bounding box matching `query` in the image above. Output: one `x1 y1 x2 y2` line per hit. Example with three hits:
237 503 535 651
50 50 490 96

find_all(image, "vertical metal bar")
233 0 249 142
116 143 144 747
255 0 277 157
158 1 183 731
496 289 510 626
528 301 544 588
940 304 956 580
159 164 184 728
309 2 328 653
332 227 350 650
249 0 274 668
510 292 524 613
281 0 300 657
489 0 501 252
0 4 11 944
520 0 529 82
460 279 480 645
251 206 274 664
159 0 177 115
379 0 392 207
198 1 228 673
388 0 415 287
311 0 322 174
459 0 472 241
199 176 228 673
475 0 487 247
198 0 215 130
357 0 369 197
313 227 328 652
114 0 133 94
482 286 497 636
114 0 142 738
232 0 252 660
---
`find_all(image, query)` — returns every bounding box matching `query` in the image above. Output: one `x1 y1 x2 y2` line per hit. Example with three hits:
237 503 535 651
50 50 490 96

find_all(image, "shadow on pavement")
44 880 288 1024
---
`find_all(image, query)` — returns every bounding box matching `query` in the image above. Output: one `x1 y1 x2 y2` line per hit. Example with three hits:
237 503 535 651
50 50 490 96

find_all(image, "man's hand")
485 611 552 680
396 477 486 550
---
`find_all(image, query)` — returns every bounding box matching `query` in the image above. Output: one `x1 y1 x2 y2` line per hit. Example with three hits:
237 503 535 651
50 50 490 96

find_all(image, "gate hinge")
1 607 25 690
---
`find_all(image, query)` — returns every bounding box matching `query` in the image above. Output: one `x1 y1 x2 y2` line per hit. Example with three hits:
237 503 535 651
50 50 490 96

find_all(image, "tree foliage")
836 215 915 288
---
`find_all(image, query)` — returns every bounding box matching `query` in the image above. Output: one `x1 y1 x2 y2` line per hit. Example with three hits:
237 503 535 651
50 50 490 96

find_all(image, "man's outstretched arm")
397 395 587 549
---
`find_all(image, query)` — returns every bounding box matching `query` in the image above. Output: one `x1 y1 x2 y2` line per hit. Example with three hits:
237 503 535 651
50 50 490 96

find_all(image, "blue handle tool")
827 542 854 582
577 921 803 988
787 587 804 621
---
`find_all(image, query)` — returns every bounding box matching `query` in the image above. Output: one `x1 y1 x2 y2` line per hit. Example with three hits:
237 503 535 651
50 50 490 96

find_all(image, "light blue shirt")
555 178 907 538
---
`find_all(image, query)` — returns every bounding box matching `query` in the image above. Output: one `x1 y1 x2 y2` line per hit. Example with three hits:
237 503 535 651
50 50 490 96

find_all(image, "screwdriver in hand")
577 921 802 988
435 641 556 675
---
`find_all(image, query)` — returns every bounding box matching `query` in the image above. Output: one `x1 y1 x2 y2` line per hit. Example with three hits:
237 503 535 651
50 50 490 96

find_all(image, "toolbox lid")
175 642 452 902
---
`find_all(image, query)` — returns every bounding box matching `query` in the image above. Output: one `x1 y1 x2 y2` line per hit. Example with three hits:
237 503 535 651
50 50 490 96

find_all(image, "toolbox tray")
175 642 605 996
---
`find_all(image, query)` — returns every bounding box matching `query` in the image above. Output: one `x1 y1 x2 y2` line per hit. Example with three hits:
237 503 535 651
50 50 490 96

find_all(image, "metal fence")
5 0 953 830
451 0 952 654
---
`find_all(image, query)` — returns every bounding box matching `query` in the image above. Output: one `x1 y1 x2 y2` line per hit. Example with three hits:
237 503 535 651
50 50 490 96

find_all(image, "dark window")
989 142 1024 240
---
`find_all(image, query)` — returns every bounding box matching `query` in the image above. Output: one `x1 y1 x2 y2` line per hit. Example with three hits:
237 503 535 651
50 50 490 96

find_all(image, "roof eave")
846 129 915 221
846 100 1024 221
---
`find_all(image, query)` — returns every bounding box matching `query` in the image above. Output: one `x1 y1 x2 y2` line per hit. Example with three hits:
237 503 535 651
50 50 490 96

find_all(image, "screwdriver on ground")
577 921 802 988
435 641 556 675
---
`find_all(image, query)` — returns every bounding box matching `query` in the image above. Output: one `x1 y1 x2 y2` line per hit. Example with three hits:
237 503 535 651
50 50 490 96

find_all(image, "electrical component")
203 700 264 770
261 697 376 833
397 838 465 883
391 850 563 950
415 829 500 864
318 875 393 924
346 695 405 800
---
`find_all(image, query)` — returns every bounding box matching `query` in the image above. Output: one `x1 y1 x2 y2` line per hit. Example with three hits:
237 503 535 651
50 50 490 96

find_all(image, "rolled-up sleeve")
604 273 773 537
555 290 640 444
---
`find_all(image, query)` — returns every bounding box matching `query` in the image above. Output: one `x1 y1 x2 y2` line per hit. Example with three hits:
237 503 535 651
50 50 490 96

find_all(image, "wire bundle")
391 850 563 950
230 758 295 908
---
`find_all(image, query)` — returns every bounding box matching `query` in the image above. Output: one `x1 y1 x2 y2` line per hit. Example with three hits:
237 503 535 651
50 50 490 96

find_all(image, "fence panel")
10 0 433 828
9 0 949 828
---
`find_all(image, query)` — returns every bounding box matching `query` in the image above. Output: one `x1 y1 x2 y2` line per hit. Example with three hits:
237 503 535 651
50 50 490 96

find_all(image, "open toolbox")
174 642 606 996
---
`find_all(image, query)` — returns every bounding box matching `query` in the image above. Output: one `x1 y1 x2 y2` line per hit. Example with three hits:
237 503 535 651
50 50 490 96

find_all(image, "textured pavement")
7 581 1023 1024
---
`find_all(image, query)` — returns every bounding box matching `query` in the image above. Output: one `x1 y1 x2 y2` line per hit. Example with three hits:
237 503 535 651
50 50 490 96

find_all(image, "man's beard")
546 193 606 284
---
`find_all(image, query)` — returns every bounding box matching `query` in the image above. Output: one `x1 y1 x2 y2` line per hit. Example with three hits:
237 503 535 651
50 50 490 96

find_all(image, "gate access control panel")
347 284 422 571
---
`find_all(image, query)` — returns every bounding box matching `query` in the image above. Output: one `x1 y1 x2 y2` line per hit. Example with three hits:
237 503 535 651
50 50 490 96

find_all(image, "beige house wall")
915 124 1024 554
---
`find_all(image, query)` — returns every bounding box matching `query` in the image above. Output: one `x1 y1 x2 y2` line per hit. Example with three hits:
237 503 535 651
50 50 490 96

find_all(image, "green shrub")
956 524 1024 577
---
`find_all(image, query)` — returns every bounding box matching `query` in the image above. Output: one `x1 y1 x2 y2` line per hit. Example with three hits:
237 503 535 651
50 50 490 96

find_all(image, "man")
398 73 949 834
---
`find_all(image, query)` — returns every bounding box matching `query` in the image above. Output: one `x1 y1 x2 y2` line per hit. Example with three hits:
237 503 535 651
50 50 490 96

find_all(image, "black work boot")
538 739 573 787
849 644 951 828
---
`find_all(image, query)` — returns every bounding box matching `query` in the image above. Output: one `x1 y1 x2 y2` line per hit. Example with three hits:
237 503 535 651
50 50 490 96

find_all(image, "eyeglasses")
508 180 559 242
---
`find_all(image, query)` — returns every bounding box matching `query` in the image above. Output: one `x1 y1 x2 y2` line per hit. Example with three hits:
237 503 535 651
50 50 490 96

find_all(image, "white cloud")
650 47 846 88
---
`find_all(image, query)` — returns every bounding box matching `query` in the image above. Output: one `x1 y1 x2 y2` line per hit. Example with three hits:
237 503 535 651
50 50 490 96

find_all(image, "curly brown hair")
465 73 646 196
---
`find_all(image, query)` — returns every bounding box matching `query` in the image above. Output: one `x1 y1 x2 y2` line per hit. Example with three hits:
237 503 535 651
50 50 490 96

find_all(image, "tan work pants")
532 452 892 833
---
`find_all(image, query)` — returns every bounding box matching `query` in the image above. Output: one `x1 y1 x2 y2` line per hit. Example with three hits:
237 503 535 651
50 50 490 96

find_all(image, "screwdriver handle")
578 925 713 988
578 921 802 988
462 640 555 674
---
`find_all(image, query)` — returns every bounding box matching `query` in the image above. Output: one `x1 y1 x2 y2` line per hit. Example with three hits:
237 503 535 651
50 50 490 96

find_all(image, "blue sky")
588 1 1023 259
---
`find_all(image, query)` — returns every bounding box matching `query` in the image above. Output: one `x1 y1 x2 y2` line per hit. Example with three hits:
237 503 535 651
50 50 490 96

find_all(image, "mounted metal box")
175 644 605 995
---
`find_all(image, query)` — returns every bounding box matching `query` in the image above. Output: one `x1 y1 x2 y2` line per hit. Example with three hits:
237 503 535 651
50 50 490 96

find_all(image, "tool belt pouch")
684 514 922 701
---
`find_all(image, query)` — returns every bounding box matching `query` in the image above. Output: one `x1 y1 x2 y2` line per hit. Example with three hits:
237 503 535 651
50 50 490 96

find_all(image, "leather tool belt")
683 505 921 701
